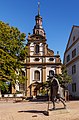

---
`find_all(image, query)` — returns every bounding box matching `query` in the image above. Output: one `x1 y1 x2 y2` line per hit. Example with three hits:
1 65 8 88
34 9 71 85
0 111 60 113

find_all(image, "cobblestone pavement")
0 100 79 120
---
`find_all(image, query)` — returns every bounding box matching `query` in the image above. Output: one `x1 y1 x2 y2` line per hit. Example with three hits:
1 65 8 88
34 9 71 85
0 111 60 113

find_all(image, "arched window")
49 70 54 77
35 45 39 54
36 30 39 34
34 70 40 81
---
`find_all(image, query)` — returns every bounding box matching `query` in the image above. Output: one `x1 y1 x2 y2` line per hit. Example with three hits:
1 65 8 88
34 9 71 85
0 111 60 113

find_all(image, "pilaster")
26 66 30 97
42 66 46 82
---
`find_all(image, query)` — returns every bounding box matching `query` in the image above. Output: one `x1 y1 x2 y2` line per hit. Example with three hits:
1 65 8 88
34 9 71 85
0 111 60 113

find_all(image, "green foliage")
0 81 9 93
20 46 28 61
61 64 72 83
56 64 72 88
40 89 47 96
0 21 27 92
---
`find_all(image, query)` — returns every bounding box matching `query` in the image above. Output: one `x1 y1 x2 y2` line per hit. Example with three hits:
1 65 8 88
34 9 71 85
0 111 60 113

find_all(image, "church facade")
25 4 62 97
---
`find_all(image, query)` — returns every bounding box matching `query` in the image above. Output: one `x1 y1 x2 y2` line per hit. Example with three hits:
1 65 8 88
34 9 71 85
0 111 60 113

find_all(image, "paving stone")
0 100 79 120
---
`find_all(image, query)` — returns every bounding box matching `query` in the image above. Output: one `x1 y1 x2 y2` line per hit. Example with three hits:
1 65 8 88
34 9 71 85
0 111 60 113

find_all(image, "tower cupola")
33 2 46 37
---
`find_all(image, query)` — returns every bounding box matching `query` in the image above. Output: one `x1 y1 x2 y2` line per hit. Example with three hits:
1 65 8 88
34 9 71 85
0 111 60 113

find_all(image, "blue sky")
0 0 79 62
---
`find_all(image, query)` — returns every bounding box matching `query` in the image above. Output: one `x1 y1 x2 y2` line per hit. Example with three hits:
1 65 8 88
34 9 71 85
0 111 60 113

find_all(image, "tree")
0 21 27 93
56 64 72 89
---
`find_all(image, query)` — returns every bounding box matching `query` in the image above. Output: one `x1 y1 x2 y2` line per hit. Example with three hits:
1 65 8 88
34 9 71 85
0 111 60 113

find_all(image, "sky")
0 0 79 62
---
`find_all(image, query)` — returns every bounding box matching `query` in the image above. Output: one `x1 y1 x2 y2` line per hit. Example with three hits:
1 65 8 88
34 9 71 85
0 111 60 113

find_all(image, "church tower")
33 2 45 37
26 2 62 97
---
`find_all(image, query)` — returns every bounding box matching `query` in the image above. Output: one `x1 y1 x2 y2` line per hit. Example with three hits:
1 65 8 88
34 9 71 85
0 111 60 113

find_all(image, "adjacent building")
64 25 79 98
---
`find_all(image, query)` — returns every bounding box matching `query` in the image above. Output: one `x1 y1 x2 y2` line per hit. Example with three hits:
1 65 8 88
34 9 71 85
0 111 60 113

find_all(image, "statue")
48 71 66 110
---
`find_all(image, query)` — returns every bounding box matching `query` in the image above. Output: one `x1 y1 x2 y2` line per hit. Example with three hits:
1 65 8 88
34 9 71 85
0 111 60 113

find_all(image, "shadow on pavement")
18 110 44 113
18 107 66 116
18 110 50 116
49 107 66 111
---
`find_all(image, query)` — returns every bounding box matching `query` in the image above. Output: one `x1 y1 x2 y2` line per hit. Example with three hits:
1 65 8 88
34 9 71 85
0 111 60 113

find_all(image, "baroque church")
25 3 62 97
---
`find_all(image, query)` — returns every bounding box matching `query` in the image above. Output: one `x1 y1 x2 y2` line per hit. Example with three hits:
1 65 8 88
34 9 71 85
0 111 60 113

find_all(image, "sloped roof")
65 25 79 51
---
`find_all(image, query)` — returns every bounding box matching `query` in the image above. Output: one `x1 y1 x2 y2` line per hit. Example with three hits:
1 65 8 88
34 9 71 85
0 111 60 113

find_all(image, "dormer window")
73 36 75 41
35 45 39 54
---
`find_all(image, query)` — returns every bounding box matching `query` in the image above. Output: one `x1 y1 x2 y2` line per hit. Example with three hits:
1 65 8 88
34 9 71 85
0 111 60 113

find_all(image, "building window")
72 83 76 92
72 65 76 74
34 58 39 61
36 30 39 34
35 45 39 54
34 70 40 81
49 58 54 61
73 36 75 41
36 20 39 24
66 54 70 62
72 48 76 58
49 70 54 76
40 31 43 35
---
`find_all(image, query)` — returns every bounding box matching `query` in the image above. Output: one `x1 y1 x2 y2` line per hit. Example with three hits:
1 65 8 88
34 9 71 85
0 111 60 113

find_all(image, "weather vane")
38 0 40 15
